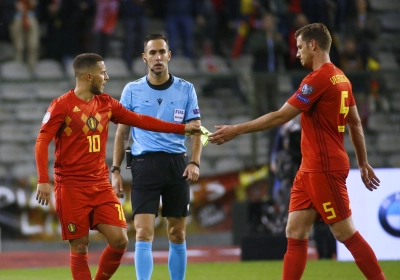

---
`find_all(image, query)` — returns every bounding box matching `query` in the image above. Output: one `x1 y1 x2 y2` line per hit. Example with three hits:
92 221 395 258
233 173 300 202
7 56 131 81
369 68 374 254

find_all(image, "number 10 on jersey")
87 135 101 152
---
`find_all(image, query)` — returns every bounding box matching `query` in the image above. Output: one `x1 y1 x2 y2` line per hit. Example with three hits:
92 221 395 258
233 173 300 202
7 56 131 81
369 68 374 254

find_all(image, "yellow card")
200 126 210 146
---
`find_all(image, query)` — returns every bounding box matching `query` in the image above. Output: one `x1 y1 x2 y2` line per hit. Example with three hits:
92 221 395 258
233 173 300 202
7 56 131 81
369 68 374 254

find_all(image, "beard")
300 56 312 69
90 83 103 95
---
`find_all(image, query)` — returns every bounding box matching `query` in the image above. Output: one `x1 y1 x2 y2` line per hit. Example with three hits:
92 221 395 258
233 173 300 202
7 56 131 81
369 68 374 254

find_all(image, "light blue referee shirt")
120 74 201 156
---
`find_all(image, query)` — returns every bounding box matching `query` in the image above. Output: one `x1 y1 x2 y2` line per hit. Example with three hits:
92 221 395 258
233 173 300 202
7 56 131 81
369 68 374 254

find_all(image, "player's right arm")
36 183 52 206
347 106 380 191
111 124 130 197
209 102 301 144
35 131 54 205
35 99 65 205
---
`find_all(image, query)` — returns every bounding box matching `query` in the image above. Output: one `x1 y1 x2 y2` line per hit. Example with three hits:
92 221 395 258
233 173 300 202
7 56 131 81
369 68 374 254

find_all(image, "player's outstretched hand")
360 164 380 191
36 183 52 205
209 125 238 145
184 123 201 135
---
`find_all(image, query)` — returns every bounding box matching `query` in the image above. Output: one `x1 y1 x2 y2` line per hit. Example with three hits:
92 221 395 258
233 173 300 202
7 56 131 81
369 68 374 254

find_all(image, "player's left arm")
111 98 186 134
347 106 367 166
347 106 380 191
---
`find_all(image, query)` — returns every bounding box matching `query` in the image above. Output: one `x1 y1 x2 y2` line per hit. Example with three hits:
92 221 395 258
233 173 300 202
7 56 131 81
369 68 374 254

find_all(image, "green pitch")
1 260 399 280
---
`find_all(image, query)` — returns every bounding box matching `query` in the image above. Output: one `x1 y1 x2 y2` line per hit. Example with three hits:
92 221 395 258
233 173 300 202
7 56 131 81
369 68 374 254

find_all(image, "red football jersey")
287 63 356 172
36 90 185 185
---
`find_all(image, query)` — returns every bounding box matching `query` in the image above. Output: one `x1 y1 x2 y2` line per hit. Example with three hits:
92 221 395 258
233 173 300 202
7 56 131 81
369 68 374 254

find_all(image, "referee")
111 34 202 280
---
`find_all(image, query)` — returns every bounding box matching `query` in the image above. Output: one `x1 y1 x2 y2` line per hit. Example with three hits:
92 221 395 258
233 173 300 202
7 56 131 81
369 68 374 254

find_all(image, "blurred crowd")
0 0 388 122
0 0 381 73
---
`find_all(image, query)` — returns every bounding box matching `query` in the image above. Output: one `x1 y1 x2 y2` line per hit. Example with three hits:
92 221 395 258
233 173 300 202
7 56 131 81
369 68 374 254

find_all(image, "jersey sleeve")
36 100 66 183
35 132 54 183
110 98 186 134
39 99 67 135
120 82 134 110
287 72 330 111
184 83 201 122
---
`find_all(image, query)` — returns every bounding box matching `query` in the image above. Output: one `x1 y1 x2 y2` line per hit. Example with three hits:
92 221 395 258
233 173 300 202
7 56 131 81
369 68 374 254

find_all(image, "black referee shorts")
130 152 191 219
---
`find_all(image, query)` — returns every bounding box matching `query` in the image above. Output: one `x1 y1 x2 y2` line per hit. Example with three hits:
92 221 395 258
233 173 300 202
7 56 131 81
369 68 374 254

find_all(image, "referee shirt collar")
146 74 174 90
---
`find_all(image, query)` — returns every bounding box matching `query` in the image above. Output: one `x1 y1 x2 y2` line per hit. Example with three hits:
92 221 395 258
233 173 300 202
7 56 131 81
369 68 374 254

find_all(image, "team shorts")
54 182 126 240
130 152 191 219
288 170 351 224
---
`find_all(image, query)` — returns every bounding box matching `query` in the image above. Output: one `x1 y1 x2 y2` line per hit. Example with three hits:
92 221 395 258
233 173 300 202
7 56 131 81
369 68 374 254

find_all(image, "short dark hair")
294 23 332 52
73 53 104 77
143 34 169 51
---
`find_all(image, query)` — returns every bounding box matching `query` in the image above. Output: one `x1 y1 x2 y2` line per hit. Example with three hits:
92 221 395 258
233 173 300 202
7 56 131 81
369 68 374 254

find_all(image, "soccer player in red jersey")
208 23 386 280
35 53 200 280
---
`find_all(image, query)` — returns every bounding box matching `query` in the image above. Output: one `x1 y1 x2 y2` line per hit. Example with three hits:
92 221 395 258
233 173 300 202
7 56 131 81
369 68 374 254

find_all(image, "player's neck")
312 53 331 71
147 71 170 85
74 87 94 102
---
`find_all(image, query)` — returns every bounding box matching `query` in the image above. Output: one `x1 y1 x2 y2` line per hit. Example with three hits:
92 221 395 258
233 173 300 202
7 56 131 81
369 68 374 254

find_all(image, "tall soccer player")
208 23 386 280
35 53 200 280
111 34 202 280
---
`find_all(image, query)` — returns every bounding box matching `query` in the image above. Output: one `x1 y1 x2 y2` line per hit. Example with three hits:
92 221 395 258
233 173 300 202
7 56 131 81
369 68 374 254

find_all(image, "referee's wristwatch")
110 166 121 173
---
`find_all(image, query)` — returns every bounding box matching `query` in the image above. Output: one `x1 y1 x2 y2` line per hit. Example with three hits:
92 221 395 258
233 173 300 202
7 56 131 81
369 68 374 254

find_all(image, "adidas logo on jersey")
73 106 81 112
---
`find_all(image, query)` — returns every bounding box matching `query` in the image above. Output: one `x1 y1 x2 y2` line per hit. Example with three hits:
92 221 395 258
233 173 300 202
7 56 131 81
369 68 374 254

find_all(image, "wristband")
110 165 121 173
189 161 200 168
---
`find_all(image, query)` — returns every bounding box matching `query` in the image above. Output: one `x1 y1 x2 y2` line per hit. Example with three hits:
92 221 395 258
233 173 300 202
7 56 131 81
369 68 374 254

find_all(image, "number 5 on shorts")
323 202 337 220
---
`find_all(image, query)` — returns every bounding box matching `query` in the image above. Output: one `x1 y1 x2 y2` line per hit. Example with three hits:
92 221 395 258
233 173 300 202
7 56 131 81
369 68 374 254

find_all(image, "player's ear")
167 51 171 61
310 39 317 51
142 53 146 64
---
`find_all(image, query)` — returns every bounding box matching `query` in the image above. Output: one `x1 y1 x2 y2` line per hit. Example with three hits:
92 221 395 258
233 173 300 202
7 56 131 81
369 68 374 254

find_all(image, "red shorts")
289 170 351 224
54 182 126 240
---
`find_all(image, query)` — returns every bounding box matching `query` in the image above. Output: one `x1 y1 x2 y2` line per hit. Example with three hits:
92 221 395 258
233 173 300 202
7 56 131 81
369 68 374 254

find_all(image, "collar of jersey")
146 74 174 90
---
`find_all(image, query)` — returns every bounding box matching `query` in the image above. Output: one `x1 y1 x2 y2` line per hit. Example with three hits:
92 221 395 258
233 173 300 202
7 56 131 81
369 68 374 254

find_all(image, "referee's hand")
183 163 200 182
111 172 125 199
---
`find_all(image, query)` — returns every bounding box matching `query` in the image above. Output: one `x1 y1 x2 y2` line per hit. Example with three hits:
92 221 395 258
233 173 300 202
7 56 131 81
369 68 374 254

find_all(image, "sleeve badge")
301 84 314 95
